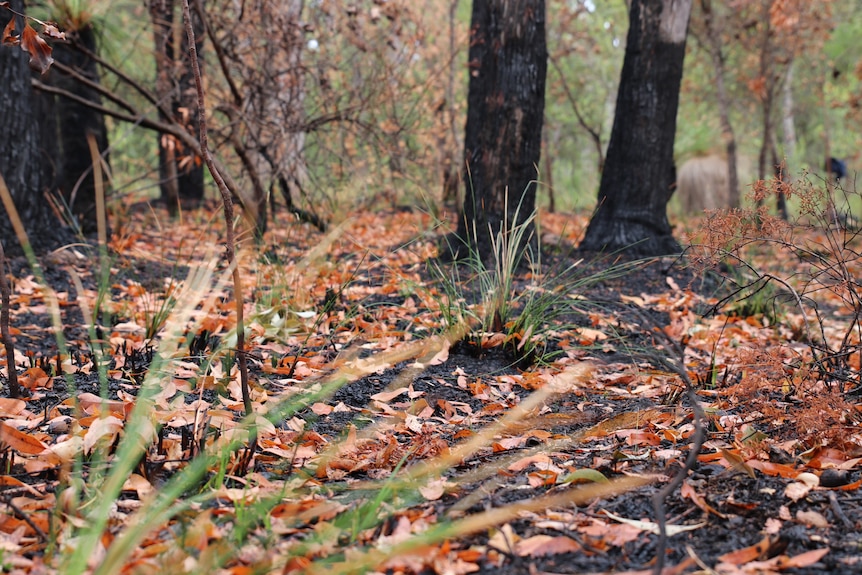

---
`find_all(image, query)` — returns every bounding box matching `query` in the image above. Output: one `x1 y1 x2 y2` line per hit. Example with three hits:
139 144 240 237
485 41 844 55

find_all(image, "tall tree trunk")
177 0 205 203
700 0 739 208
255 0 307 237
150 0 205 213
0 3 70 255
446 0 547 262
49 25 111 234
754 6 787 220
579 0 691 256
542 123 555 213
440 0 461 206
781 60 797 177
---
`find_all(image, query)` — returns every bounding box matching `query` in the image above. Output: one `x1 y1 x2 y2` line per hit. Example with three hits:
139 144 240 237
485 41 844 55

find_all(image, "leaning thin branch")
548 54 604 170
182 0 253 426
50 60 137 115
33 79 182 142
31 78 246 212
70 40 171 119
1 496 47 542
649 351 706 575
625 305 707 575
195 0 244 106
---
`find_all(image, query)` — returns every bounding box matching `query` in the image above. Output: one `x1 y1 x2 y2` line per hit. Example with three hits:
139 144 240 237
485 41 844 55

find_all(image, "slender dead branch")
649 349 706 575
548 54 605 172
626 306 707 575
181 1 253 426
0 241 20 398
32 78 248 213
69 40 170 118
51 60 137 115
2 496 47 542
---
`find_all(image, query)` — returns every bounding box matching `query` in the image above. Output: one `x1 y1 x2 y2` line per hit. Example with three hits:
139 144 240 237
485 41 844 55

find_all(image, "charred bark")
0 3 71 255
45 25 111 234
150 0 205 213
444 0 547 263
579 0 691 257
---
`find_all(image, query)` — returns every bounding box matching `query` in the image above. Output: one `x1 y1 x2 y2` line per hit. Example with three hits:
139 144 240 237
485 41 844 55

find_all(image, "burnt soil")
3 228 861 574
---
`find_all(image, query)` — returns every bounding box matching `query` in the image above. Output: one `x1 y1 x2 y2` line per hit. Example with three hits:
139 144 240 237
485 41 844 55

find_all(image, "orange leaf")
122 473 154 498
576 327 607 344
370 387 409 402
508 453 553 472
76 392 132 419
456 549 483 562
527 470 558 487
18 367 50 390
0 421 47 454
782 548 829 568
418 477 449 501
2 15 17 46
718 536 773 565
626 431 662 446
838 478 862 491
746 460 799 479
42 23 65 40
20 23 53 74
83 416 123 454
0 398 26 415
310 402 333 415
681 480 726 518
516 535 581 557
720 448 756 478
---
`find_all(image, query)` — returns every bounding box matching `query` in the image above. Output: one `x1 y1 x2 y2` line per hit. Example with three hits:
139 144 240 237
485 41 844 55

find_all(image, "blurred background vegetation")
27 0 862 226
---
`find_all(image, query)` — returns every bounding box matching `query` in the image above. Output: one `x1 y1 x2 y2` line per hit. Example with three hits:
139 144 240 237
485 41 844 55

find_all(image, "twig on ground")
828 491 854 530
2 496 47 542
627 306 707 575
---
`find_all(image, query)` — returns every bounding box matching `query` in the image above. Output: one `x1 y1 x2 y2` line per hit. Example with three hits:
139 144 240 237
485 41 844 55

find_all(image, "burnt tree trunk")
177 0 205 203
445 0 547 262
150 0 204 213
47 25 111 234
579 0 691 256
0 3 70 255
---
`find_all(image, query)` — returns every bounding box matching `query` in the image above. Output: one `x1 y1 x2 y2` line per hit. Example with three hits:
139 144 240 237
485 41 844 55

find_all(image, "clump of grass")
722 268 786 326
432 200 652 368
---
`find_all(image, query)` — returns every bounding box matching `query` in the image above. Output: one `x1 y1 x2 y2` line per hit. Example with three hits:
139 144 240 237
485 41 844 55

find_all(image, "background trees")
0 0 860 257
41 8 111 235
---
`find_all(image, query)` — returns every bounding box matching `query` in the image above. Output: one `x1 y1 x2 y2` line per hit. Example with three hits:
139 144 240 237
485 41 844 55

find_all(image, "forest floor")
2 204 862 574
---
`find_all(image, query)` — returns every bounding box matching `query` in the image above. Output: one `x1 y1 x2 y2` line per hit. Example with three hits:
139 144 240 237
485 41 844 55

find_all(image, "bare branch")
51 59 136 115
181 0 253 427
69 40 173 121
31 78 247 212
